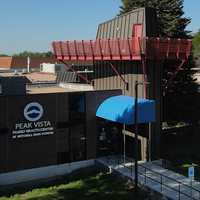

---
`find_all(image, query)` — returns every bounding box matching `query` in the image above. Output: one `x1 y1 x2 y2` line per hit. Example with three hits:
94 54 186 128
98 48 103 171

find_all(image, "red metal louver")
52 37 191 61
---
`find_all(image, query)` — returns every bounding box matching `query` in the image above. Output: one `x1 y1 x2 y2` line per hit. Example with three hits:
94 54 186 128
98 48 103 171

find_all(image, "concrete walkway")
96 155 200 200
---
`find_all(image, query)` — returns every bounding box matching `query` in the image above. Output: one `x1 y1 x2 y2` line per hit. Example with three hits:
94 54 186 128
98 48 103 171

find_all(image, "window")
69 93 85 120
70 124 86 161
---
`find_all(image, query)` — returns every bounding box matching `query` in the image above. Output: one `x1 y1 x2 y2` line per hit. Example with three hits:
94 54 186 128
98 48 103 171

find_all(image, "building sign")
12 102 54 139
24 102 43 121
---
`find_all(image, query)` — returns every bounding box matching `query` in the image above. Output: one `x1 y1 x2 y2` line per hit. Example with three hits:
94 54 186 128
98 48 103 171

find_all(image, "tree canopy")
193 29 200 67
0 54 9 57
12 51 54 57
118 0 200 125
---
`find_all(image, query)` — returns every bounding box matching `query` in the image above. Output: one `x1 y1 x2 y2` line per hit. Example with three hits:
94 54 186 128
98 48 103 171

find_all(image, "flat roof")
0 72 94 94
26 87 78 94
0 72 56 82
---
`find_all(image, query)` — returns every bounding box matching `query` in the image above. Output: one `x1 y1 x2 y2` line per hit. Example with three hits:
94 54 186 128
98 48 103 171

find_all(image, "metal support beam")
163 60 186 92
58 59 92 84
109 61 126 85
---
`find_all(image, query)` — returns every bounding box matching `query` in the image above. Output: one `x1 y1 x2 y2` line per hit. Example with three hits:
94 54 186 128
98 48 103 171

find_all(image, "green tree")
0 54 9 57
118 0 200 125
193 29 200 67
12 51 54 57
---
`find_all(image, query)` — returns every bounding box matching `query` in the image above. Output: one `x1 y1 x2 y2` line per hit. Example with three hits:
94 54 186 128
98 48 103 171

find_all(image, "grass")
0 166 149 200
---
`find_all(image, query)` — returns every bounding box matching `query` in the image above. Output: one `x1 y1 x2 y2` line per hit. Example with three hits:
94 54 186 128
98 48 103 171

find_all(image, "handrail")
105 153 200 199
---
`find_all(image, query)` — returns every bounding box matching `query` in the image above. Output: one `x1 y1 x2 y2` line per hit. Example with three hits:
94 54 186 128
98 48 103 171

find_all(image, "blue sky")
0 0 199 55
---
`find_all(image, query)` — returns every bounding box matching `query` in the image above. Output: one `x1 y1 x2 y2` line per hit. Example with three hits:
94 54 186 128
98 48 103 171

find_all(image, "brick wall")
0 89 121 173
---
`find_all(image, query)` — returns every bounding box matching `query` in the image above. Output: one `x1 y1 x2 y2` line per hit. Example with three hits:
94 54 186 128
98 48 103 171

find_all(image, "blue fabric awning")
96 95 155 125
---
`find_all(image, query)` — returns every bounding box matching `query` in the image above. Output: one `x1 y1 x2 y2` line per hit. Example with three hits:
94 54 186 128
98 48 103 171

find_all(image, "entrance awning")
96 95 155 125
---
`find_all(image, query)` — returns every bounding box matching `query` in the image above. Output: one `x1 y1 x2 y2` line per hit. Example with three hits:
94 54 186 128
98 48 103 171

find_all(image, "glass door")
98 120 122 157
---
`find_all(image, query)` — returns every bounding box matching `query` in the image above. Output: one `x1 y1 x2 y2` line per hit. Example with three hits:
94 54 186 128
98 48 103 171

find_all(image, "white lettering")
17 134 32 138
33 121 51 128
15 123 32 129
12 121 54 139
42 131 54 135
33 133 41 136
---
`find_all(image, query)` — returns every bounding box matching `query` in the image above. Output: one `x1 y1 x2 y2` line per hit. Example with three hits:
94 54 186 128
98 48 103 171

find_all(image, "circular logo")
24 102 43 122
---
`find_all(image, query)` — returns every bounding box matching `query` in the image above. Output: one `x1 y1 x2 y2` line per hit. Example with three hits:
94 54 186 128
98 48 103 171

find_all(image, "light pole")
134 81 150 199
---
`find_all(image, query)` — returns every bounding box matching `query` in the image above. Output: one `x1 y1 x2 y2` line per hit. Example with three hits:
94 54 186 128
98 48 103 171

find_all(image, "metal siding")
124 61 130 96
142 10 146 37
96 25 101 39
107 22 111 39
113 62 117 90
110 20 114 38
154 62 162 159
117 18 122 38
94 7 161 161
121 16 126 38
124 15 130 38
113 19 118 38
107 62 110 89
117 61 121 89
103 62 106 90
138 9 144 24
129 12 137 37
146 60 162 160
96 7 159 39
111 61 116 90
103 23 108 39
130 12 138 24
97 61 101 90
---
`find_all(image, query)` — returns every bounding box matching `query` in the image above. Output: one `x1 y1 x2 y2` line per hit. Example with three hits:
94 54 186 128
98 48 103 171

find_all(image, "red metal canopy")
52 37 191 61
51 37 192 93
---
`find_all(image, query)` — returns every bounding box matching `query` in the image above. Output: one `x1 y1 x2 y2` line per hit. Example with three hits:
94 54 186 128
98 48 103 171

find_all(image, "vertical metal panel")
96 25 101 39
103 23 108 39
121 16 126 38
130 12 138 24
101 61 104 89
104 61 108 90
128 12 137 37
154 61 162 159
107 22 111 39
110 20 115 38
97 61 101 90
117 18 122 38
113 19 118 38
96 7 158 39
111 61 116 90
124 14 130 38
138 9 144 24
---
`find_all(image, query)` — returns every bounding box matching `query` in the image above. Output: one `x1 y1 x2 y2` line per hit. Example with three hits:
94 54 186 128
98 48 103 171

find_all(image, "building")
0 74 122 185
52 7 191 161
0 57 93 72
0 7 192 185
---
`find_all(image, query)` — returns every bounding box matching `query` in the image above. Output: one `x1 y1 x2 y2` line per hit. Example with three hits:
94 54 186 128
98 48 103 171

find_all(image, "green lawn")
0 166 149 200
